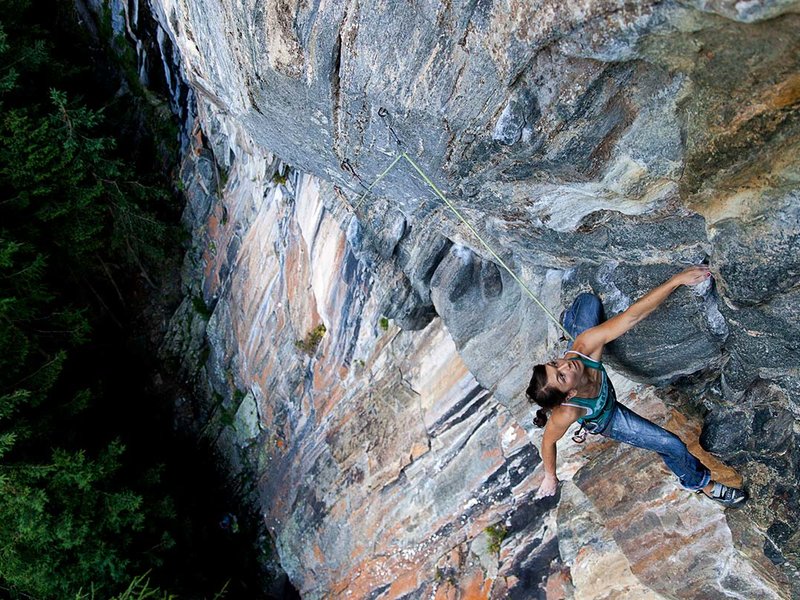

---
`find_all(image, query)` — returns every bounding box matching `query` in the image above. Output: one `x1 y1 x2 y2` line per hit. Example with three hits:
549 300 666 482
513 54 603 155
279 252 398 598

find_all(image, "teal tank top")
563 351 617 432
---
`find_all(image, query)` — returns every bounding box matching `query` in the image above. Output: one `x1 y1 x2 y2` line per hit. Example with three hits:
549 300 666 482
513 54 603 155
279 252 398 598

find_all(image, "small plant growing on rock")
192 295 212 319
219 406 236 429
379 317 390 331
295 324 327 356
272 167 289 185
217 164 229 190
434 566 457 586
485 523 508 554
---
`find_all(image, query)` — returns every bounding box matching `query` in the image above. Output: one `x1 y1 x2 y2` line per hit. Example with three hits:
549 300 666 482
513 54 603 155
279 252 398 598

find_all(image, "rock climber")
527 265 748 507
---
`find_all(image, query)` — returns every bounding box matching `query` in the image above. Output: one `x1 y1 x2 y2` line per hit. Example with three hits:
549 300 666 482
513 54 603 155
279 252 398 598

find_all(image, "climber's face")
544 358 581 398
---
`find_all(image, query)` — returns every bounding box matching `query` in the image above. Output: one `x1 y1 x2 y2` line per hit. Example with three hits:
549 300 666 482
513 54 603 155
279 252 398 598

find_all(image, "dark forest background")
0 1 288 597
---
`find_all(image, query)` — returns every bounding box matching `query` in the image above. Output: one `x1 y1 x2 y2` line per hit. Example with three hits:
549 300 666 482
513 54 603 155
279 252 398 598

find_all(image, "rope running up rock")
342 110 574 342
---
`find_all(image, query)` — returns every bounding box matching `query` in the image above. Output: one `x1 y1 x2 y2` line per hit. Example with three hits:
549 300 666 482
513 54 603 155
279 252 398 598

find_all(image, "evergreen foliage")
0 1 180 597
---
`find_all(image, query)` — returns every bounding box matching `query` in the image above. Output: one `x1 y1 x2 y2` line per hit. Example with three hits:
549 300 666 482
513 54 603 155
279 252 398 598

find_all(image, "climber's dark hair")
526 363 568 427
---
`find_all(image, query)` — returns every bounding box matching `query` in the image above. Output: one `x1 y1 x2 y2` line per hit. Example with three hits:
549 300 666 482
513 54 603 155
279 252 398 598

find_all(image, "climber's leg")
562 293 604 348
601 402 711 490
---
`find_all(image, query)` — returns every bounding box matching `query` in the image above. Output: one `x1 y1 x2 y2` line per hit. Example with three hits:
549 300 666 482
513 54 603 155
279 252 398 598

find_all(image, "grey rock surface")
711 190 800 307
149 0 800 597
701 379 800 588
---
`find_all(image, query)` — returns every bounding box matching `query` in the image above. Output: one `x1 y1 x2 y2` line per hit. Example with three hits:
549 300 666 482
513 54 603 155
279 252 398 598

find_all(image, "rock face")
145 0 800 598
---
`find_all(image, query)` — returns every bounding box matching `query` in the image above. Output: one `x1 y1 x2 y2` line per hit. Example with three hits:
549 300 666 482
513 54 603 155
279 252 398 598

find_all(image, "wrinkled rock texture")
148 0 800 597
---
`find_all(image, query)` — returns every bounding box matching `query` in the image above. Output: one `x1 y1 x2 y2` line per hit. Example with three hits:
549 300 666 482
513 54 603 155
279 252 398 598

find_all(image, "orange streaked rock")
460 569 492 600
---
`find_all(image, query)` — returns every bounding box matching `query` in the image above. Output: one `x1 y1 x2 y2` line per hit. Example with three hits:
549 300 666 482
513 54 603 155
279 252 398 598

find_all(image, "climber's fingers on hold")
675 265 711 286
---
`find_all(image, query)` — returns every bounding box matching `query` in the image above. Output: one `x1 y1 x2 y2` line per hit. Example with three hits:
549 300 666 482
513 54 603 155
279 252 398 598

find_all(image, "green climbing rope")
352 153 404 211
348 150 574 342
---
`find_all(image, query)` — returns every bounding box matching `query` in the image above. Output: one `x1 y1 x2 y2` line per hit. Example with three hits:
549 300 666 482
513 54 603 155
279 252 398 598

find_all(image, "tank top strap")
564 349 602 370
562 401 591 413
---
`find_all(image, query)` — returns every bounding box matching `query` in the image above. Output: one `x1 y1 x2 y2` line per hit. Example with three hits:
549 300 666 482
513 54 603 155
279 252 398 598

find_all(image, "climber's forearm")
574 265 710 350
622 276 681 326
541 439 558 478
536 439 560 497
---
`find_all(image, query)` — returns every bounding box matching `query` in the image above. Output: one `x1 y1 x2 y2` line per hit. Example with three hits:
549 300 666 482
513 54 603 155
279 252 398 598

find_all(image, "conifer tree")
0 2 178 597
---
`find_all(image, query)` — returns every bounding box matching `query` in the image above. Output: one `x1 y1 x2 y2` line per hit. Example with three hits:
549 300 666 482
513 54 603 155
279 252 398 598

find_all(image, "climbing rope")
351 153 404 211
341 111 574 342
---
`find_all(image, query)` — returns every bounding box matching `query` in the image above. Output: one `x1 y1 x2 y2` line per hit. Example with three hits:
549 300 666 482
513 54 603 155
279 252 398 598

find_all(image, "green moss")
113 33 144 95
272 167 289 185
295 323 327 356
434 567 457 586
94 2 179 159
192 295 212 319
214 161 229 196
485 523 508 554
149 99 180 157
99 2 114 41
219 406 236 429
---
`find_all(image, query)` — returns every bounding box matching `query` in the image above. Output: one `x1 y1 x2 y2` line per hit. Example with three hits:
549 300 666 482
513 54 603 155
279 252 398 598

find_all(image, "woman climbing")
527 265 748 507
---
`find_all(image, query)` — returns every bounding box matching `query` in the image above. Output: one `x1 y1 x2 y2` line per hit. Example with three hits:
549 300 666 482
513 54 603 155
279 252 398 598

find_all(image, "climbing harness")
340 109 574 342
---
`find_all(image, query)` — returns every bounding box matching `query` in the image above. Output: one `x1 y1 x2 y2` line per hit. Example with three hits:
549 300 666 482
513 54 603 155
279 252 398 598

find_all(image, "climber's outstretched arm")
536 406 581 497
573 265 711 359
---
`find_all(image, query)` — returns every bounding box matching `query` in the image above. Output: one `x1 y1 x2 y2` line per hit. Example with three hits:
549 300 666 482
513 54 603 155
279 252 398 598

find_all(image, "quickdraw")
339 107 575 342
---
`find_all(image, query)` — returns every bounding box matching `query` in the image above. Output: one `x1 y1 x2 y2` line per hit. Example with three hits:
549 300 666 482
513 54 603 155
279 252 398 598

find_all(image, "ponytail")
526 363 568 428
534 409 549 427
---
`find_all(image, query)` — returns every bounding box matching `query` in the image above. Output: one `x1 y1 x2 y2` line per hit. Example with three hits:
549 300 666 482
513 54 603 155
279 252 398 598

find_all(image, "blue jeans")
563 293 711 490
563 293 604 350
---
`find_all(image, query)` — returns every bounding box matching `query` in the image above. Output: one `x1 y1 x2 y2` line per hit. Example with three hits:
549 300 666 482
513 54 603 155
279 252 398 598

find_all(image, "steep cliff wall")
152 1 799 598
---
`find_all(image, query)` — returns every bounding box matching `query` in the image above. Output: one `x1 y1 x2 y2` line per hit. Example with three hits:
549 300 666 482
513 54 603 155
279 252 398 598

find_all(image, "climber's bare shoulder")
548 404 583 434
569 334 605 362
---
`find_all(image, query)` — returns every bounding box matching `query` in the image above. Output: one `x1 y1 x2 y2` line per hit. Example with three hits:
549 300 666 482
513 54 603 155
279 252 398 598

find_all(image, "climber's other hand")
536 473 559 498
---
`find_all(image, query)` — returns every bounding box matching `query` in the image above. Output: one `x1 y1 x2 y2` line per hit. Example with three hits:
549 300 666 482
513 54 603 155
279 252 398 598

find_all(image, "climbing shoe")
700 481 748 508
